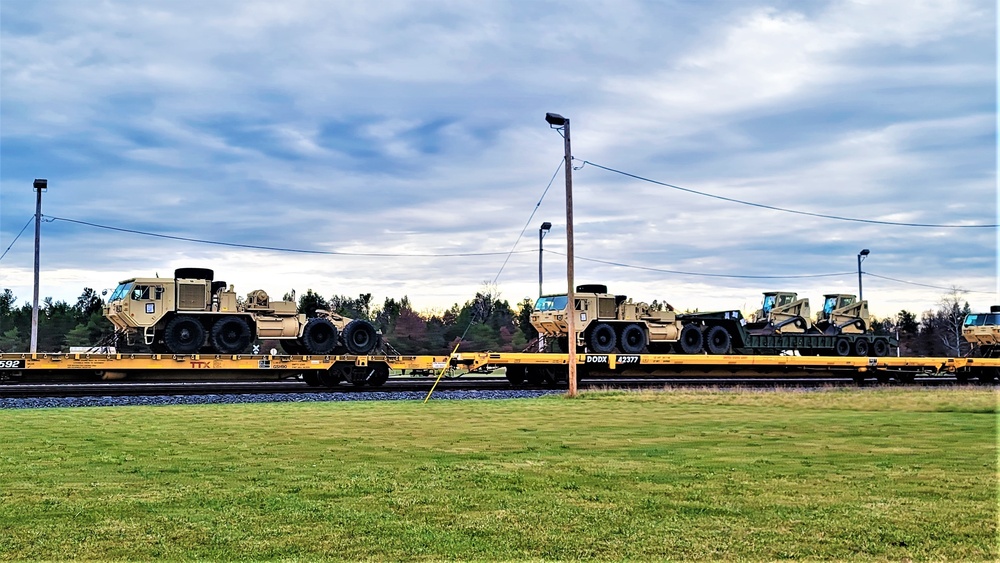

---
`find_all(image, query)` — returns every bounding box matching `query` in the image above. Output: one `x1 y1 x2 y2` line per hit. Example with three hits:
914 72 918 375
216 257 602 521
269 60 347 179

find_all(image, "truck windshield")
822 297 836 315
534 296 568 312
761 295 777 314
108 283 133 302
966 313 1000 326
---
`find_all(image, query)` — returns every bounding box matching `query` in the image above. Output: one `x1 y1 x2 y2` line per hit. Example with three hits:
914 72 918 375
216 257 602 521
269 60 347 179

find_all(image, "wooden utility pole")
545 113 576 397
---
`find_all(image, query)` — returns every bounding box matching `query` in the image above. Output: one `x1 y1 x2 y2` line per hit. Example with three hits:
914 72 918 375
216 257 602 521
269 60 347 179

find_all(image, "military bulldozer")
104 268 379 356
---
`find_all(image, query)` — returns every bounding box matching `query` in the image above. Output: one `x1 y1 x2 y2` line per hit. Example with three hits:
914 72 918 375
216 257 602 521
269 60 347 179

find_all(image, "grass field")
0 387 996 561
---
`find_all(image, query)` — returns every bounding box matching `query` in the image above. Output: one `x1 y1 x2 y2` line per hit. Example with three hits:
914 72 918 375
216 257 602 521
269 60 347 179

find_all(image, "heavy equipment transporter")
531 285 895 357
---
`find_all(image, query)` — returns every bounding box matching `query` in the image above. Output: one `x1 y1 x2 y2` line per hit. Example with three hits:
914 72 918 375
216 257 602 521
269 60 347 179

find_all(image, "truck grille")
177 283 206 310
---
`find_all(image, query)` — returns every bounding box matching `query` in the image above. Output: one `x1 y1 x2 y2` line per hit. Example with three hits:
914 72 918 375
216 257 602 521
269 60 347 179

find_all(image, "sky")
1 0 997 320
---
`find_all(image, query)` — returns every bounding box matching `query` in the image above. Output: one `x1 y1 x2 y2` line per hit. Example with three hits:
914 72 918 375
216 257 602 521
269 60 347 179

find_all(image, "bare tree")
935 288 971 356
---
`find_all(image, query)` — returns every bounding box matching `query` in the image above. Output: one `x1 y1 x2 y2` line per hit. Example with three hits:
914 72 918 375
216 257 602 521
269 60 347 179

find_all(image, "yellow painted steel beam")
1 352 997 374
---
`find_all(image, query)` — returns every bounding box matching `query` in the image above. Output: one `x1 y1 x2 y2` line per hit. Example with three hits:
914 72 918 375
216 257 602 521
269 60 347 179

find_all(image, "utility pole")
30 179 47 354
545 112 576 397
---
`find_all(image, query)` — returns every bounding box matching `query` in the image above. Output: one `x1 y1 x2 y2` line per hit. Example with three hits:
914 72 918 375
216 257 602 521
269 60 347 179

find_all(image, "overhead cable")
44 216 533 258
580 160 999 229
0 216 35 263
543 249 853 280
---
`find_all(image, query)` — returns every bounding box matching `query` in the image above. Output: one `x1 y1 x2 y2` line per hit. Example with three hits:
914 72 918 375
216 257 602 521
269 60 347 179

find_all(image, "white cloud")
0 0 995 320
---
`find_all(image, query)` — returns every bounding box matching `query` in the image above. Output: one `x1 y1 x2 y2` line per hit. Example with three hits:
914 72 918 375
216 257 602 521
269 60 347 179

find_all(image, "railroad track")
0 375 973 400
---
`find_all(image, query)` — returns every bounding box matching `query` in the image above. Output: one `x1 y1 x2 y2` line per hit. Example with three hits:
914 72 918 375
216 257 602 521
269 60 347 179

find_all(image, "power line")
863 271 995 295
544 249 853 279
580 160 999 229
490 158 563 285
44 215 533 258
0 216 35 263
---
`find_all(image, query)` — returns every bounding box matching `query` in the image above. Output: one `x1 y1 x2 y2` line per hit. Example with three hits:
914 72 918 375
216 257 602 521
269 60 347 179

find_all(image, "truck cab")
962 306 1000 357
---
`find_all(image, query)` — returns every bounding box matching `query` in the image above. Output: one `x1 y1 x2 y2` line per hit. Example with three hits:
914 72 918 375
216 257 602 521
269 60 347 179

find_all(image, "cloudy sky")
1 0 996 319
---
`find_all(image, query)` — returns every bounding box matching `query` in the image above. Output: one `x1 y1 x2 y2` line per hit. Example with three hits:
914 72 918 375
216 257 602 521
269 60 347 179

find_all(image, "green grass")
0 388 996 561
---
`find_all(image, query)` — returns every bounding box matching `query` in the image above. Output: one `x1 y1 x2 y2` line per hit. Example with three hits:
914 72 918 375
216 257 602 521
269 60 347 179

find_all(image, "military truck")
962 305 1000 358
531 284 894 356
104 268 379 355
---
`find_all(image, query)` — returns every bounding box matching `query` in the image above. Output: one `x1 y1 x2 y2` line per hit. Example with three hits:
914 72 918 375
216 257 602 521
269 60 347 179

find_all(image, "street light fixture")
545 112 577 397
538 222 552 298
858 249 870 301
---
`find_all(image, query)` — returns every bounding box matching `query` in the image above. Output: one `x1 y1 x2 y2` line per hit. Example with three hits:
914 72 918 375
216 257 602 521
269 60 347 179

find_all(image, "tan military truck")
104 268 379 355
962 305 1000 358
531 284 892 356
530 284 732 355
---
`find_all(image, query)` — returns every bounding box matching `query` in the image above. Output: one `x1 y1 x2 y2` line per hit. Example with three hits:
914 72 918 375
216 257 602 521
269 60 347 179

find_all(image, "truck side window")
154 287 164 299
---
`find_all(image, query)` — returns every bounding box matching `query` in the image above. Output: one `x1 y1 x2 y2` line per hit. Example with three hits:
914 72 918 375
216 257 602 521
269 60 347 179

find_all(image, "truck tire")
872 338 889 357
619 323 646 354
210 316 251 354
853 338 871 357
174 267 214 281
164 316 205 354
343 319 379 355
834 337 852 356
705 326 731 355
587 323 617 354
678 324 703 354
301 318 338 355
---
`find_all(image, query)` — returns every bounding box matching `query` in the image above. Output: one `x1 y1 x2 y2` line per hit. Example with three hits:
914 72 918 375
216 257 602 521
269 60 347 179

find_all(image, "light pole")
30 179 46 354
545 112 577 397
538 221 552 298
857 249 870 301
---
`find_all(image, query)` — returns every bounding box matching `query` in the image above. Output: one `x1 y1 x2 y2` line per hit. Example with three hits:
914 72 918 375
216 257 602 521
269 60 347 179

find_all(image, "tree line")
0 285 983 356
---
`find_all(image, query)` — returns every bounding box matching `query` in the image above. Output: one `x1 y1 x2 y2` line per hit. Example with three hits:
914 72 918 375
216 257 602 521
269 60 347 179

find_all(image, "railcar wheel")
619 323 646 354
301 318 338 355
833 338 852 357
210 316 252 354
871 338 889 357
164 316 205 354
704 326 731 355
505 365 527 386
678 324 703 354
587 323 617 354
853 338 871 357
343 319 379 355
302 372 323 387
367 364 391 387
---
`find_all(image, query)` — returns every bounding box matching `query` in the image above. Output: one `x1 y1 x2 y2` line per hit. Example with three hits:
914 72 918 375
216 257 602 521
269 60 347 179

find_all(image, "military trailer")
531 284 894 357
104 268 379 355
